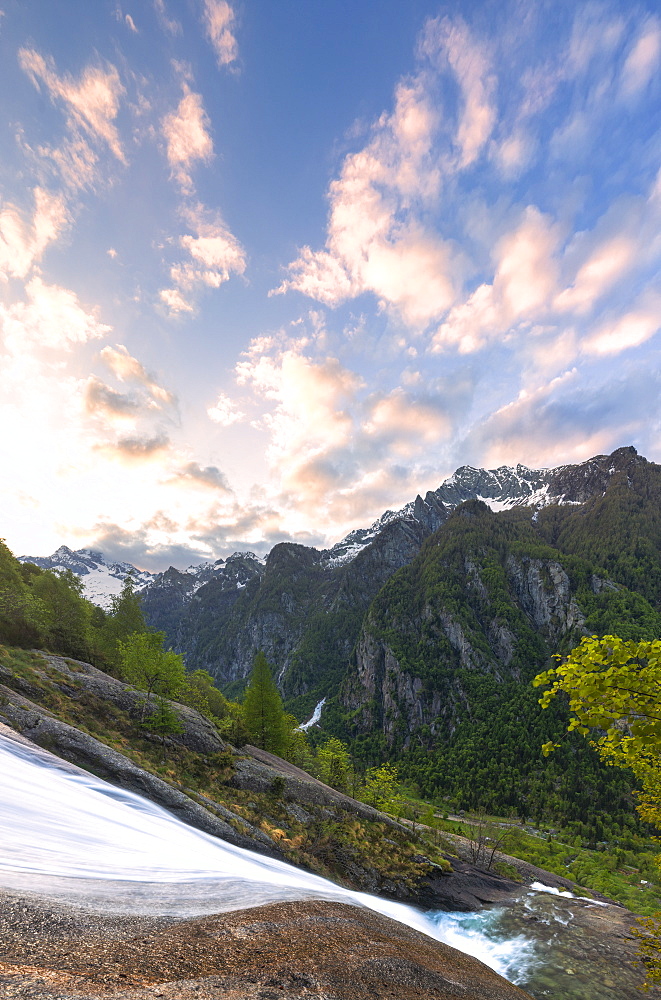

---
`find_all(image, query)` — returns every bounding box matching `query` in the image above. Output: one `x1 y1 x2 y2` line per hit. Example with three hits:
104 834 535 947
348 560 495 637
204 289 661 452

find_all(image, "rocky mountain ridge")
17 546 158 609
19 447 650 715
142 446 646 699
22 448 634 609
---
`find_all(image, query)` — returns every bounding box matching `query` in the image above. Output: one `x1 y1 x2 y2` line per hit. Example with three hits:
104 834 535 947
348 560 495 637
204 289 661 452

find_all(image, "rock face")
505 555 584 643
140 446 649 699
0 892 534 1000
141 552 265 655
144 519 430 699
338 481 661 759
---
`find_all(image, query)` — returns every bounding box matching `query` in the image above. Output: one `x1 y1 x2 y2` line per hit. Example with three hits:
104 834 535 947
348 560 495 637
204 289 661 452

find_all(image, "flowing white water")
431 910 537 985
298 696 326 730
0 733 534 984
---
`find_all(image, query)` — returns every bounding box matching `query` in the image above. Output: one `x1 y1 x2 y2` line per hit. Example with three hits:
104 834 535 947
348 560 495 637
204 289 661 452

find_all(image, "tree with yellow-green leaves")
316 736 353 792
534 635 661 825
534 635 661 988
118 630 186 720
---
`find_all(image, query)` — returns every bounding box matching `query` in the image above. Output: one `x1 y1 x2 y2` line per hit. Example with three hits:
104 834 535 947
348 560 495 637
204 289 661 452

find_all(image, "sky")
0 0 660 571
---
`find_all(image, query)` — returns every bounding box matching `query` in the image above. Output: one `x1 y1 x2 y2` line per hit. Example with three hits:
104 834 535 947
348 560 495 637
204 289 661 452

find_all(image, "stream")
0 732 642 997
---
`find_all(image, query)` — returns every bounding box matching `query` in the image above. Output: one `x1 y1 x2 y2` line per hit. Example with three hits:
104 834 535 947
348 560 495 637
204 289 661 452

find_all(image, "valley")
4 444 661 996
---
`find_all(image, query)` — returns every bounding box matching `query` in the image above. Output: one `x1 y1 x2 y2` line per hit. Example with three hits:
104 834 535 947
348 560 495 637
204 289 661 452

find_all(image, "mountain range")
23 446 637 651
19 444 661 832
22 445 649 693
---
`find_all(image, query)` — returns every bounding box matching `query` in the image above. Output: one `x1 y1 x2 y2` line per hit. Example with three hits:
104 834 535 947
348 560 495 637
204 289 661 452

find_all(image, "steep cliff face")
504 556 584 644
170 544 325 686
339 502 632 747
151 517 431 696
134 446 658 707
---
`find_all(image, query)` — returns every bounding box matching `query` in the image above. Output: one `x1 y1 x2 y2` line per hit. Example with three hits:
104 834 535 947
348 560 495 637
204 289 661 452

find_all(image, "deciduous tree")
118 631 186 719
316 737 353 792
535 634 661 987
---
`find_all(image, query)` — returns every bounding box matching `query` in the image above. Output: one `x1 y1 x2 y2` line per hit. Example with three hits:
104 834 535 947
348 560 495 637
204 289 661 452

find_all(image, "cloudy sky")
1 0 660 570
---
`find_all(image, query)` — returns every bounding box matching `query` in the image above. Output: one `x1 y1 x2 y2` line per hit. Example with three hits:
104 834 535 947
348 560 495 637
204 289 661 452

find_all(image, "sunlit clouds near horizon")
1 0 660 570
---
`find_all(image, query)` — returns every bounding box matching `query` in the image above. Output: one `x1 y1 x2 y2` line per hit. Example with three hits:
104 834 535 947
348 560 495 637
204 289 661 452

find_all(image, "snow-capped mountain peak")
18 546 157 609
322 447 640 568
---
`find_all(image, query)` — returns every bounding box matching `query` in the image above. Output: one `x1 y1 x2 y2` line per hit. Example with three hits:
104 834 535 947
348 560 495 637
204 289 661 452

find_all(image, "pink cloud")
0 188 68 280
19 49 126 163
202 0 238 68
161 87 213 193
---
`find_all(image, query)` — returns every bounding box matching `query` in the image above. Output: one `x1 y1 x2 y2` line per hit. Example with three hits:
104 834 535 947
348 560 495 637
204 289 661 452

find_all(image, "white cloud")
231 331 459 532
275 15 503 329
491 130 535 178
0 187 68 280
19 49 126 163
125 13 138 33
171 462 231 492
433 206 561 352
422 16 496 168
207 392 246 425
554 185 660 317
44 135 99 192
0 277 110 352
85 377 140 420
365 388 450 457
160 203 246 313
159 287 194 314
565 7 626 78
179 228 245 280
97 433 171 463
202 0 238 68
161 86 213 193
583 301 661 355
236 344 363 502
100 345 175 405
555 235 637 314
275 73 458 326
463 363 656 475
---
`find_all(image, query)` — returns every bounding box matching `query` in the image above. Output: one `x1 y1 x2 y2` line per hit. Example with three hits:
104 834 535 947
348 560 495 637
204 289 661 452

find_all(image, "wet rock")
0 715 282 859
0 891 533 999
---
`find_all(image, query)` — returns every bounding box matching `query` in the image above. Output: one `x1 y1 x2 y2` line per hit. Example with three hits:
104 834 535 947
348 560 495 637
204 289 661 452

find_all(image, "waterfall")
298 696 326 730
0 732 535 984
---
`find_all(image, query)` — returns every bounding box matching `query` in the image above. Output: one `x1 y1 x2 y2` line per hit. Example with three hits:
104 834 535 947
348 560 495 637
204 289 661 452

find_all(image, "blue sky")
1 0 660 570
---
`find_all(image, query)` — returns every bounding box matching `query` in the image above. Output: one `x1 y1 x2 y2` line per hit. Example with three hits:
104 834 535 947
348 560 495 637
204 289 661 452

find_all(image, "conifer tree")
99 574 148 667
243 651 288 755
108 574 147 637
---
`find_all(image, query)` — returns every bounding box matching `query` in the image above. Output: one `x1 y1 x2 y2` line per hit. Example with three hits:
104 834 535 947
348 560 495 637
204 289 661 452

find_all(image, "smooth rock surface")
0 890 533 1000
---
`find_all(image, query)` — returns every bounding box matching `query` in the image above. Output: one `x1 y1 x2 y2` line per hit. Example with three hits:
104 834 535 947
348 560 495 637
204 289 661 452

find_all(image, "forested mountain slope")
332 467 661 831
7 444 661 843
141 446 650 708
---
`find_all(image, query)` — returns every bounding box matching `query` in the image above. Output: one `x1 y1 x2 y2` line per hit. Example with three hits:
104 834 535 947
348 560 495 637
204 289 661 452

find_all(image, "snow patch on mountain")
322 455 625 569
17 546 157 609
